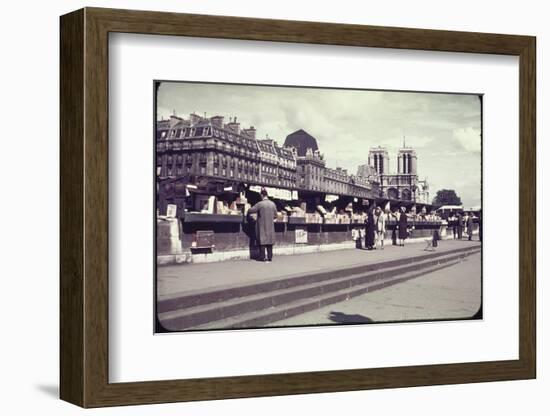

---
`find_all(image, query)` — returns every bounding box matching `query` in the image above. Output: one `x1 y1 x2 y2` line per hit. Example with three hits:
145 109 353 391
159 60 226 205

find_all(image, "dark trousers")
260 244 273 261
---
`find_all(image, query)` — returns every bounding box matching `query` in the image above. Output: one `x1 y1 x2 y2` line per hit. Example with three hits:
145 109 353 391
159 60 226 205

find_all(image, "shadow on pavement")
328 311 373 324
34 384 58 399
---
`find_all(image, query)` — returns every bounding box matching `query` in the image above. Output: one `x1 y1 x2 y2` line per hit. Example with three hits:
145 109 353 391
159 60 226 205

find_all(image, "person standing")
247 189 278 262
478 210 483 242
398 206 408 247
365 206 376 250
450 212 458 239
376 207 386 250
466 212 474 241
456 212 463 240
390 208 398 245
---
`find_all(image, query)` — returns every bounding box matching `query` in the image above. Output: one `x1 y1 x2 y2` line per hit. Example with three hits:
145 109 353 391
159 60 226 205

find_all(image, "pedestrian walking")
398 206 408 246
375 206 386 250
466 212 474 241
478 210 483 242
450 212 458 239
247 188 278 262
456 212 463 239
352 227 363 249
364 206 376 250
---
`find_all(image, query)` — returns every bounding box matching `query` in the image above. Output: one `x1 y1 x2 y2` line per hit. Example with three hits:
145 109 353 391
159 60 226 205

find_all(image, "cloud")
453 127 481 153
157 81 482 207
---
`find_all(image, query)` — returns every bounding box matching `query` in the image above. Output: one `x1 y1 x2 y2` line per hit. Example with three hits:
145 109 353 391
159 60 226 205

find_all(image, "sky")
157 82 482 208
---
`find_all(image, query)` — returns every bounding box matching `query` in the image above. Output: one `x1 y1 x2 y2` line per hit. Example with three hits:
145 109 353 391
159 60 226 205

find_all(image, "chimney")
189 113 201 126
210 115 224 128
242 126 256 139
169 114 182 128
226 116 240 134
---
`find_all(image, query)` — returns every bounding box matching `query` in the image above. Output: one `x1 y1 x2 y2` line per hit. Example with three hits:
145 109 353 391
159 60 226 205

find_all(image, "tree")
432 189 462 206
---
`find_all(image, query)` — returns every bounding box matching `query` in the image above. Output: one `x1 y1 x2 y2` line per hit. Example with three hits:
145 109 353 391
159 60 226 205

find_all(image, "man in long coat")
364 207 376 250
248 189 278 262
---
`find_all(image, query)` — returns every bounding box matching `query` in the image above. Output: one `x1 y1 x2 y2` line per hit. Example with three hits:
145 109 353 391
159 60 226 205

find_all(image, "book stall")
156 177 447 261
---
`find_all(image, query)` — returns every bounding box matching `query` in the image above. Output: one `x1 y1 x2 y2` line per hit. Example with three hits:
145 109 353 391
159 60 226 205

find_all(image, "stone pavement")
157 239 481 298
267 252 482 326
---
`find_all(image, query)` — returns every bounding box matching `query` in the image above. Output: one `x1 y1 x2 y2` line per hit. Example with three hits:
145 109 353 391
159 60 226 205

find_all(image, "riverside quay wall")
157 215 479 265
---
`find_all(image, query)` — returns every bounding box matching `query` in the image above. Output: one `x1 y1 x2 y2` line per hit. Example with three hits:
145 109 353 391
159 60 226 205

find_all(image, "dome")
284 129 319 157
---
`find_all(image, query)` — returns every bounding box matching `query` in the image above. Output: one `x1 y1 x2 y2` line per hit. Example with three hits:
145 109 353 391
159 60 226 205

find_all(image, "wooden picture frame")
60 7 536 408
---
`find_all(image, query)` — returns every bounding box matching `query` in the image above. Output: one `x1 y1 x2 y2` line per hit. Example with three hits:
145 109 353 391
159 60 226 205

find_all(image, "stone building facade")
157 114 262 186
284 129 379 198
157 115 381 200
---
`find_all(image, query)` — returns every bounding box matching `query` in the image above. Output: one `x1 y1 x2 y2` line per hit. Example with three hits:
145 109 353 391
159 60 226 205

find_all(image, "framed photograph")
60 7 536 408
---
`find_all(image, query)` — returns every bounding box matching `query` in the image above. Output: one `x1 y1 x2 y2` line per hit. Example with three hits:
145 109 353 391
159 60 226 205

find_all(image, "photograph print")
155 81 482 332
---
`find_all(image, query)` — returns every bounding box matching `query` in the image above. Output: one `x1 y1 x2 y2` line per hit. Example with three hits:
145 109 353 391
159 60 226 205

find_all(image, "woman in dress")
398 206 408 247
375 206 386 250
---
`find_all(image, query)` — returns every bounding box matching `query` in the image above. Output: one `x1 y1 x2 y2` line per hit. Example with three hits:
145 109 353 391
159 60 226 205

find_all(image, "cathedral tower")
397 147 417 175
368 146 390 175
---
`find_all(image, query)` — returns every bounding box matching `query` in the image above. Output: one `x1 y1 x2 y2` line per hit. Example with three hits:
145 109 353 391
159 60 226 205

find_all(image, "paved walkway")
157 239 481 298
268 252 482 326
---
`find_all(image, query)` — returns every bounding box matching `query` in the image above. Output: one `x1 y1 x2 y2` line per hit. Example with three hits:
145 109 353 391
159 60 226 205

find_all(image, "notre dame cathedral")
357 143 430 204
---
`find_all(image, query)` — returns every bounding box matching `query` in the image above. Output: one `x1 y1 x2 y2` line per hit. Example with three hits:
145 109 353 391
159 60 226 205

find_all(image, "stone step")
158 248 479 331
190 260 465 330
157 245 481 314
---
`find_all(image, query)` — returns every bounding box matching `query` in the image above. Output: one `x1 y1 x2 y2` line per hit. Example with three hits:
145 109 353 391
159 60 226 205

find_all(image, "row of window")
261 177 296 188
160 155 374 190
164 126 214 139
159 165 298 189
161 126 260 151
262 165 277 174
159 135 300 167
159 154 287 177
212 154 260 167
213 128 251 146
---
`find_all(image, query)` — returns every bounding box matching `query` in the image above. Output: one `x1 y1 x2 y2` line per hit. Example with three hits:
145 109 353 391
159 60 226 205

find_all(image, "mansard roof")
284 129 319 157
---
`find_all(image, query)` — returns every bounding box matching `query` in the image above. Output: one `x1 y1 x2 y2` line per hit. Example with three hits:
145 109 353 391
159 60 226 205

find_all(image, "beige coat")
376 212 386 233
248 199 278 245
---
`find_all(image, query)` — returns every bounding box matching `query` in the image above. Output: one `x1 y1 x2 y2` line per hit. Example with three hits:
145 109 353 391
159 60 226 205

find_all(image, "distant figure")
425 229 440 251
248 189 278 262
390 208 398 245
365 207 376 250
432 228 440 247
456 212 463 239
466 212 474 241
398 206 408 246
450 212 458 239
478 210 483 242
352 226 363 249
375 207 386 250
